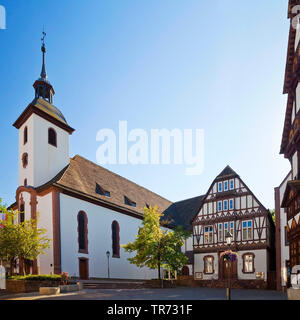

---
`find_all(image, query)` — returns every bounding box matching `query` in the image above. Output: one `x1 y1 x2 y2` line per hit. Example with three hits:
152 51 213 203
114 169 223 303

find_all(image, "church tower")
13 33 75 188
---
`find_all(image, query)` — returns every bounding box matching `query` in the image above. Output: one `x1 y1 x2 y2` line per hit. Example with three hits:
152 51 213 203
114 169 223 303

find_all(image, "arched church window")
112 221 120 258
24 127 28 145
77 211 88 253
24 179 27 187
48 128 57 147
22 153 28 168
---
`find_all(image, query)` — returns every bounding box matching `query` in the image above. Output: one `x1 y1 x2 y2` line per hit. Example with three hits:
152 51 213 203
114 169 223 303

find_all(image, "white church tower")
13 32 75 188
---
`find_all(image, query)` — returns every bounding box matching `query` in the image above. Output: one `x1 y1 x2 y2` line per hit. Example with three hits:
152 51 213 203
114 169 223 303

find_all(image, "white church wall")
59 193 159 280
37 192 54 275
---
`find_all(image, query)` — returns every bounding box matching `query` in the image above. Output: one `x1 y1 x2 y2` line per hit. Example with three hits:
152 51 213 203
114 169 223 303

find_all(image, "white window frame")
218 201 222 212
204 226 213 244
230 221 234 240
229 179 234 190
229 199 234 210
218 182 222 192
218 223 223 242
224 180 228 191
223 200 228 211
242 220 253 241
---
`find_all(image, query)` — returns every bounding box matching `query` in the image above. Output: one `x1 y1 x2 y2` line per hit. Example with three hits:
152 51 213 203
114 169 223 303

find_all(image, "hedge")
7 274 61 281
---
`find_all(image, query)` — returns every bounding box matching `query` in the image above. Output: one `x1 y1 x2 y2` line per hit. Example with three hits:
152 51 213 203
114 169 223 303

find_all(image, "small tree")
122 206 189 280
0 199 50 275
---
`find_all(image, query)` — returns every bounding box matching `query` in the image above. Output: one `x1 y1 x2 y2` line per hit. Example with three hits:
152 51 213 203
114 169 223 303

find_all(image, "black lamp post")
225 231 233 300
106 251 110 279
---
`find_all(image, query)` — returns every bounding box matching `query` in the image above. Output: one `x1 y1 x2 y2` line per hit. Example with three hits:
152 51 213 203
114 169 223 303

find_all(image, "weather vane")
41 30 46 46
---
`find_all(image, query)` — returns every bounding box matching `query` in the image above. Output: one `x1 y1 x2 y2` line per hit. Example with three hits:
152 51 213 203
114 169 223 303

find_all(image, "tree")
270 209 275 225
0 198 50 275
122 206 189 280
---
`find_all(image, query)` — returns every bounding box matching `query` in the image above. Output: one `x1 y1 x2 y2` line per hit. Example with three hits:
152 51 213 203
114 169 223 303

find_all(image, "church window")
95 183 110 197
19 204 25 223
242 220 253 240
24 127 28 145
22 153 28 168
242 253 255 273
124 196 136 207
48 128 57 147
77 211 88 253
204 256 214 274
24 179 27 187
112 221 120 258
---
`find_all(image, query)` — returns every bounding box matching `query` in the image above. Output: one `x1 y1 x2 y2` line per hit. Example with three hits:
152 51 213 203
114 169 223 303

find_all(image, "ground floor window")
204 256 214 274
242 253 255 273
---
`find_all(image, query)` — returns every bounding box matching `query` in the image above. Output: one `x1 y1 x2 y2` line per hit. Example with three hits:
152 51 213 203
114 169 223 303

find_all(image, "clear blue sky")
0 0 291 209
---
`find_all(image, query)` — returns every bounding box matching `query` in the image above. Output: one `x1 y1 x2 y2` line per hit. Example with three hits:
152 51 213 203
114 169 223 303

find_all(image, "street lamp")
106 251 110 279
225 231 233 300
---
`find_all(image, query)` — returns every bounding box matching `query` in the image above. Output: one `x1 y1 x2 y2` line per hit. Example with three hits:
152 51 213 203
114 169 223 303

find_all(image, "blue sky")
0 0 291 209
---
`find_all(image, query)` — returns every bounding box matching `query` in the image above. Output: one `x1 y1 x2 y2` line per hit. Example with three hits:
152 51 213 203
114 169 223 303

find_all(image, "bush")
7 274 61 281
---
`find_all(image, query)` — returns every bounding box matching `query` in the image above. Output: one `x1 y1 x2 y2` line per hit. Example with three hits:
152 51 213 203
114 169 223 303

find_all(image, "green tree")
270 209 275 225
0 198 50 275
122 206 188 280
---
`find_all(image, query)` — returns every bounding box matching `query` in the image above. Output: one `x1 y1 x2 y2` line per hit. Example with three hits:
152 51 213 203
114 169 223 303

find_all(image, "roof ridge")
72 155 173 204
173 194 206 205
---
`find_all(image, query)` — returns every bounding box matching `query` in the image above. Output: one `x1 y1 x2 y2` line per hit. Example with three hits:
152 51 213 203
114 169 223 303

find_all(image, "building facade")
192 167 275 288
279 0 300 285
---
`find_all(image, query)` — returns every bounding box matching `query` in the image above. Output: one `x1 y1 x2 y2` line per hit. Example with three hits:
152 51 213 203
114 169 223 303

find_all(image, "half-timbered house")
192 166 275 288
278 0 300 284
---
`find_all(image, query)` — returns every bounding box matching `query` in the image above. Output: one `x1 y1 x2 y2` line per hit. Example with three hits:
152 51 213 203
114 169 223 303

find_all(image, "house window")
19 204 25 223
230 222 234 240
242 253 255 273
48 128 57 147
242 220 253 240
22 153 28 168
124 196 136 207
218 201 222 212
223 200 228 211
204 226 213 244
229 199 234 210
224 181 228 191
218 223 223 242
218 182 222 192
77 211 88 253
230 179 234 190
112 221 120 258
204 256 214 274
285 226 289 246
24 127 28 145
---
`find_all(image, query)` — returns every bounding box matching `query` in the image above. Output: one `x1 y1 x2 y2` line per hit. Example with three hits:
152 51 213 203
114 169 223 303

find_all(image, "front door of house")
79 258 89 280
219 252 237 280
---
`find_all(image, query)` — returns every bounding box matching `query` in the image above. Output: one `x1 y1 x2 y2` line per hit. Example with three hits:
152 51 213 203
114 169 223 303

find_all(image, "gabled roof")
36 155 172 218
162 195 206 231
215 165 239 180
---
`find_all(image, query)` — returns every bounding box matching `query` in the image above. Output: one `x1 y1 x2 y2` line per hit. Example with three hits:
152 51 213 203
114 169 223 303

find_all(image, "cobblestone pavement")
1 287 287 300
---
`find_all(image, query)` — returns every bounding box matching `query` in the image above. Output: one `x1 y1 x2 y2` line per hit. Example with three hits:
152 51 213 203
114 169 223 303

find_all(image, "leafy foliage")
122 206 189 279
269 209 275 225
7 274 61 281
0 198 51 275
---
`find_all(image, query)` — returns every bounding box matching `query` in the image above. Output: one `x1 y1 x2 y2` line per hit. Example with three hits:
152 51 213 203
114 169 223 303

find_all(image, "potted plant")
61 272 70 286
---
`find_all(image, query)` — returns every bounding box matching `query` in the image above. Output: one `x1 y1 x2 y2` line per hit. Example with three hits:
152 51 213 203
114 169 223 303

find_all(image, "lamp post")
106 251 110 279
225 231 233 300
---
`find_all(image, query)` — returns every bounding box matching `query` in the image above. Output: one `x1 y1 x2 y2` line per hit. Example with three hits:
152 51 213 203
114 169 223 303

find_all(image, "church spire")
40 31 47 80
33 30 55 104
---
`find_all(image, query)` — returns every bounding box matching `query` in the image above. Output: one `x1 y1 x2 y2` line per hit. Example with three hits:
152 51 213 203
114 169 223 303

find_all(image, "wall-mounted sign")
256 272 264 279
195 272 203 280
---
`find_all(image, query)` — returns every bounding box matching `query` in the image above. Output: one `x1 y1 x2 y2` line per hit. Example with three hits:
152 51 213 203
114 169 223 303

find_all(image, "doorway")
79 258 89 280
219 252 237 280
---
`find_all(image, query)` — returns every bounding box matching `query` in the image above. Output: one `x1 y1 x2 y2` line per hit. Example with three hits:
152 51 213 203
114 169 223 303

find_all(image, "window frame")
218 223 223 242
77 211 88 254
223 200 228 211
218 182 222 192
229 179 235 190
224 180 228 191
218 201 222 212
242 220 253 241
204 226 213 244
229 199 234 210
203 255 215 274
242 252 255 273
48 128 57 147
23 126 28 145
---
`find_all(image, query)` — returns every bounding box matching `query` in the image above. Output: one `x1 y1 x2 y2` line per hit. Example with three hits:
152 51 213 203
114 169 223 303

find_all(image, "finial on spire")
40 30 47 80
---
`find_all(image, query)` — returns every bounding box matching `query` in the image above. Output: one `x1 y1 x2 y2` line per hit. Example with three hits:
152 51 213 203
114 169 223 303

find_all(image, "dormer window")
95 183 110 197
48 128 57 147
124 196 136 207
24 127 28 145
